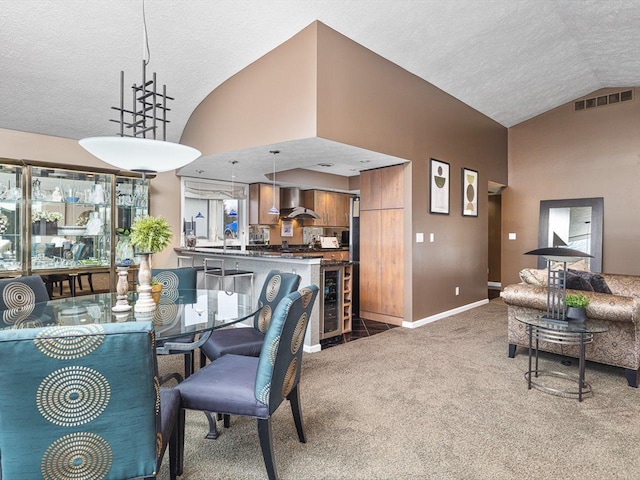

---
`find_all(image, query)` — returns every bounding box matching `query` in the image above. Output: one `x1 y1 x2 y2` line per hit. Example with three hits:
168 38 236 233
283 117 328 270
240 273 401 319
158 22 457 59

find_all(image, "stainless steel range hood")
280 187 320 219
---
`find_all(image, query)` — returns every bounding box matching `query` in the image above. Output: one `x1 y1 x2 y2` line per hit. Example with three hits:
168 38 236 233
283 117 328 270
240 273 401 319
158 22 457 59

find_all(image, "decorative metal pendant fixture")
268 150 279 215
79 0 200 175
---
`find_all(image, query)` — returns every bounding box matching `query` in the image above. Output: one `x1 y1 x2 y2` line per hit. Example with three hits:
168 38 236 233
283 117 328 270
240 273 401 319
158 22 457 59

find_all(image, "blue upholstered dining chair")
199 269 301 366
0 275 51 329
176 285 319 480
0 321 184 480
152 267 198 377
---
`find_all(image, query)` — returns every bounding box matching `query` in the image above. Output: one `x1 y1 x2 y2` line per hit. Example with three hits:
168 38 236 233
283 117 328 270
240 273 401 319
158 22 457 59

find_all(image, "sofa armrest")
502 283 638 324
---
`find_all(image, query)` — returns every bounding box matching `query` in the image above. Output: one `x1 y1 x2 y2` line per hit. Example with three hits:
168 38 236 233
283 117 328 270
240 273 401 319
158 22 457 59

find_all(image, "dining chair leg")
199 350 207 369
223 414 230 428
257 417 278 480
288 384 306 443
168 422 178 480
183 352 194 378
204 411 220 439
177 408 185 476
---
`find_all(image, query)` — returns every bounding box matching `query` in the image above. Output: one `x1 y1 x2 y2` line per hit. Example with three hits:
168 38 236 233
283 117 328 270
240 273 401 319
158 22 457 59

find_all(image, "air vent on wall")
574 89 633 111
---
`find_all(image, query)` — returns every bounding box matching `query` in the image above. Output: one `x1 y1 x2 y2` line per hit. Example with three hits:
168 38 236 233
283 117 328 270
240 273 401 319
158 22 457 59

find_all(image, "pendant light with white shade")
79 0 200 175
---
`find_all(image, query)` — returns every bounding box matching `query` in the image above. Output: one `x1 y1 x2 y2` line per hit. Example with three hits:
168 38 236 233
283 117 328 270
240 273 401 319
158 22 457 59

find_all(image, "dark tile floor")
320 317 399 350
320 291 503 351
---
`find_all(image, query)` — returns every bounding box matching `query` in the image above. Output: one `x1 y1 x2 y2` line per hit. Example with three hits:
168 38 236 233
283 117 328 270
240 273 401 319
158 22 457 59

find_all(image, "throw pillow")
565 271 594 292
567 269 612 294
519 268 547 286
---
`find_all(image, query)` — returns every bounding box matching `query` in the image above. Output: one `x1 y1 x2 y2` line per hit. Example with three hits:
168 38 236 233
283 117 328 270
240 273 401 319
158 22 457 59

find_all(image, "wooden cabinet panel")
323 250 349 261
359 164 405 321
360 210 381 314
380 209 404 318
360 164 404 210
249 183 280 225
359 169 381 211
303 190 352 227
380 164 404 209
337 193 351 227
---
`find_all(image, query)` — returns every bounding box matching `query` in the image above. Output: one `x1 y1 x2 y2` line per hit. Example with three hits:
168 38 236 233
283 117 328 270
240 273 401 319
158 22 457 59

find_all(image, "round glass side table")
516 315 608 402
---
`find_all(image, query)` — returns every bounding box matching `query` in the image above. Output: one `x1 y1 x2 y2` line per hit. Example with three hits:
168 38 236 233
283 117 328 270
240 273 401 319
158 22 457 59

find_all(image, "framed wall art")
429 158 450 214
462 167 478 217
281 220 293 237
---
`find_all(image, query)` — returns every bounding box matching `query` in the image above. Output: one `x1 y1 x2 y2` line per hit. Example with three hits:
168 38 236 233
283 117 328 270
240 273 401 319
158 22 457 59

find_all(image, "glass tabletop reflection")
0 289 258 343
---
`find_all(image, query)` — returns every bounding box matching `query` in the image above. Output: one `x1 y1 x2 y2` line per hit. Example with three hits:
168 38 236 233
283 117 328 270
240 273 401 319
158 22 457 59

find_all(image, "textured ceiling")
1 0 639 184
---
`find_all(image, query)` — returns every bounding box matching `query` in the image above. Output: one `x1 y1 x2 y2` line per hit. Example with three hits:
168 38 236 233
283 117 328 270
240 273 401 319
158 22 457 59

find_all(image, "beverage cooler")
320 266 343 339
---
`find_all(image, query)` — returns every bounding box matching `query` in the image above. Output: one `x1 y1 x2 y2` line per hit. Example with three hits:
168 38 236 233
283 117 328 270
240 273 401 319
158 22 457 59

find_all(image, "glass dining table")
0 289 258 355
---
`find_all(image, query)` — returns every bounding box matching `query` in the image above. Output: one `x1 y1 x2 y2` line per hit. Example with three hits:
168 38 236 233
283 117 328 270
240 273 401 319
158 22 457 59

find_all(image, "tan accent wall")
0 128 182 268
503 87 640 287
315 23 507 320
180 23 318 155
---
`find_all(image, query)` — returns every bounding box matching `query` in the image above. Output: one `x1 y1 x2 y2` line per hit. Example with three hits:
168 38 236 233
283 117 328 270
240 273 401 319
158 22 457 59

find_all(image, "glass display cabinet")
0 159 149 297
115 176 149 264
0 163 24 276
29 166 113 288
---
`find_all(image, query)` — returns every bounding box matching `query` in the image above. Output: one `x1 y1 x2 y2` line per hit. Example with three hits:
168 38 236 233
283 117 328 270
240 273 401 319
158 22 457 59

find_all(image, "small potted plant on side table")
130 216 173 313
565 293 590 322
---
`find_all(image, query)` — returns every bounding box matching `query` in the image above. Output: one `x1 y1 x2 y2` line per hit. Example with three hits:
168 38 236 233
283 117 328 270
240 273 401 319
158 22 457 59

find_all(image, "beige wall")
503 87 640 286
0 128 181 268
315 23 508 320
181 23 318 156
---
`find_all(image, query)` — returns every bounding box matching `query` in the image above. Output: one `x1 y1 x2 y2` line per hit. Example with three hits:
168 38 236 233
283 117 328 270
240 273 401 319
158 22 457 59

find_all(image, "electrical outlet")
416 233 424 243
455 287 460 296
508 232 517 240
430 233 435 243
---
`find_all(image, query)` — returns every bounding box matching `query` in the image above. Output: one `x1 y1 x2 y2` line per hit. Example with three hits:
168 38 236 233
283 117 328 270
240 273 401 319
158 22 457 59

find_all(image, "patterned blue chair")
176 285 319 480
0 275 52 329
198 270 300 436
0 321 183 480
199 270 301 365
152 267 198 377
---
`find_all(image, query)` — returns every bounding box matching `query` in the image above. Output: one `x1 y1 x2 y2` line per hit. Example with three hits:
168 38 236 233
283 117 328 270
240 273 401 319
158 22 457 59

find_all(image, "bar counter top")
174 245 348 260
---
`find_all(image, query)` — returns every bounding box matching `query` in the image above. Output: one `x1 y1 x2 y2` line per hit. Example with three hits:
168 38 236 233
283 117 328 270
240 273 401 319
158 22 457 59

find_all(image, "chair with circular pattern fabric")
199 269 301 366
0 275 52 329
176 285 319 480
151 267 198 378
0 321 184 480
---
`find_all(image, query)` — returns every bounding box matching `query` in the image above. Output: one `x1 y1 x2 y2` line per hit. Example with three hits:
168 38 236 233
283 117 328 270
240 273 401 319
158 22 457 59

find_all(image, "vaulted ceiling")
1 1 638 183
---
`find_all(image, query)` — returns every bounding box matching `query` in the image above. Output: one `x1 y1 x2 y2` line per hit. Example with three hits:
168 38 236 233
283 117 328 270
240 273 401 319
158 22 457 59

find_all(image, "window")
181 178 246 248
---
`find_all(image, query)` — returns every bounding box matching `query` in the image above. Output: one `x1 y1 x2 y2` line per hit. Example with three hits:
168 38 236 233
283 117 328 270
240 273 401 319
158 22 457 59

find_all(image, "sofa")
502 266 640 387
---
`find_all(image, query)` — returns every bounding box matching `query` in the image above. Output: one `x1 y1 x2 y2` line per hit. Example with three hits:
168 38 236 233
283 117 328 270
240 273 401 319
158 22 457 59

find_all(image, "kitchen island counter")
174 248 324 351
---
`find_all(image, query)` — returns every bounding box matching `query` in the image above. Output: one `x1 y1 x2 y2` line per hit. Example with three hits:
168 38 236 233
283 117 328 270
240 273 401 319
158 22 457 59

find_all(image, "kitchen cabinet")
359 164 405 325
249 183 280 225
0 159 148 295
303 190 352 227
360 163 404 210
323 250 349 261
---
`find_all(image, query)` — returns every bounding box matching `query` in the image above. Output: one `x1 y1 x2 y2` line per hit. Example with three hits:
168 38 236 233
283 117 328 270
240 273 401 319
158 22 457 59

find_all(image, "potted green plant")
129 216 173 313
565 292 590 322
130 216 172 254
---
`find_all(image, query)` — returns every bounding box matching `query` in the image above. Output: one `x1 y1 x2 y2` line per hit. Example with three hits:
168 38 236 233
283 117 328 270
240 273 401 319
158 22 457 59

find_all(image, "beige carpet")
158 299 640 479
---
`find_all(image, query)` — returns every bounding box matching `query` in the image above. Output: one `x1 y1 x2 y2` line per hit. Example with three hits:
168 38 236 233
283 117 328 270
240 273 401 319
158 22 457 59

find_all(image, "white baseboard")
402 299 489 328
304 343 322 353
488 281 501 289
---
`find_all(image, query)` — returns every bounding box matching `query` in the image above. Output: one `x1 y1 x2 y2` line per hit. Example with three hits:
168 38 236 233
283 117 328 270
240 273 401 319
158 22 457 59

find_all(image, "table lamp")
524 246 593 325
